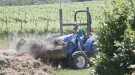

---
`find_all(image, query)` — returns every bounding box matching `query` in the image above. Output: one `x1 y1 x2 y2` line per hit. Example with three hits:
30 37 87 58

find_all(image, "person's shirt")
73 26 85 36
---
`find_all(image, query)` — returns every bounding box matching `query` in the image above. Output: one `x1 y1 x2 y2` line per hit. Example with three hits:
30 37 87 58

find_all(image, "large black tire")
89 40 99 57
59 58 69 68
68 51 88 69
49 58 59 68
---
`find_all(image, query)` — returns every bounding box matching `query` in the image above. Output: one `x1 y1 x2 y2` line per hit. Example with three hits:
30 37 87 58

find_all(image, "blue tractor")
56 34 98 69
50 9 99 69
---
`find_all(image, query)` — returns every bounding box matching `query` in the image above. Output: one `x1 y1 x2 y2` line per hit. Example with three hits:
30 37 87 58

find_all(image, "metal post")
20 21 22 32
59 9 63 35
35 20 37 27
46 19 49 34
6 17 9 49
60 0 61 9
87 7 91 35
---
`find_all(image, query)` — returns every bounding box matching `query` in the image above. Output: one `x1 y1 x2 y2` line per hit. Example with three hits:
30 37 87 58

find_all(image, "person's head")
73 21 78 27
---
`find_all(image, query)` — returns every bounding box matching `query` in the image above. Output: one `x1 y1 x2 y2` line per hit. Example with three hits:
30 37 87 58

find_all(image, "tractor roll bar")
74 11 91 23
59 7 92 35
74 10 92 34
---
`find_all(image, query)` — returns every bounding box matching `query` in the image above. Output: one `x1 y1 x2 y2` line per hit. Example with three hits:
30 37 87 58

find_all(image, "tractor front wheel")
90 40 99 57
68 51 88 69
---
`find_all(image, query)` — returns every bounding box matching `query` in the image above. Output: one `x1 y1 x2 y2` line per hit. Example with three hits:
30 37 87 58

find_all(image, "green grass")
55 68 95 75
54 57 98 75
53 55 99 75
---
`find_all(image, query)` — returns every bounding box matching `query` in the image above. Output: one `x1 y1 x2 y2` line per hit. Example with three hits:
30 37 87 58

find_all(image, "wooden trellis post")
20 21 23 32
6 17 9 49
59 9 63 35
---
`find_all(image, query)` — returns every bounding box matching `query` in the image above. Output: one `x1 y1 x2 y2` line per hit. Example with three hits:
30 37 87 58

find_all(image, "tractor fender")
85 35 97 52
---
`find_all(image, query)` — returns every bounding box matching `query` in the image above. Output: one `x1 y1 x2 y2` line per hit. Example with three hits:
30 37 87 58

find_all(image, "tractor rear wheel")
68 51 88 69
59 58 69 68
49 58 59 68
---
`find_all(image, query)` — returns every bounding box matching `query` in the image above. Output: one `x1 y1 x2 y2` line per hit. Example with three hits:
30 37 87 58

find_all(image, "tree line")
0 0 96 6
0 0 56 6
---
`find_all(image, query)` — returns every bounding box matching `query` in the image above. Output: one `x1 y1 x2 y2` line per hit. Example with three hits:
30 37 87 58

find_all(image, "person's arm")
76 26 81 33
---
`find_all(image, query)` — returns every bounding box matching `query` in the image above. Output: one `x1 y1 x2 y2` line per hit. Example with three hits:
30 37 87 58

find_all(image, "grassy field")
0 1 104 34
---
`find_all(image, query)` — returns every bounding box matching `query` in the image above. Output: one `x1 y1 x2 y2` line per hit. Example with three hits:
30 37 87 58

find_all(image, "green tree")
95 0 135 75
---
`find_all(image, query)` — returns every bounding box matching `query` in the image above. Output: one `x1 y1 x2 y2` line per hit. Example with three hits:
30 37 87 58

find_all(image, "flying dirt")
16 38 67 59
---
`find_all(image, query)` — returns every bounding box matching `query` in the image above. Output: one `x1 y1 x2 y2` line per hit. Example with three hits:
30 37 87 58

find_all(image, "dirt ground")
0 50 54 75
0 36 66 75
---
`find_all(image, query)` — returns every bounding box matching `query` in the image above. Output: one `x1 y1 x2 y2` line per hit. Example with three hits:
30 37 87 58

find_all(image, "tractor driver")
72 21 86 50
73 22 85 36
